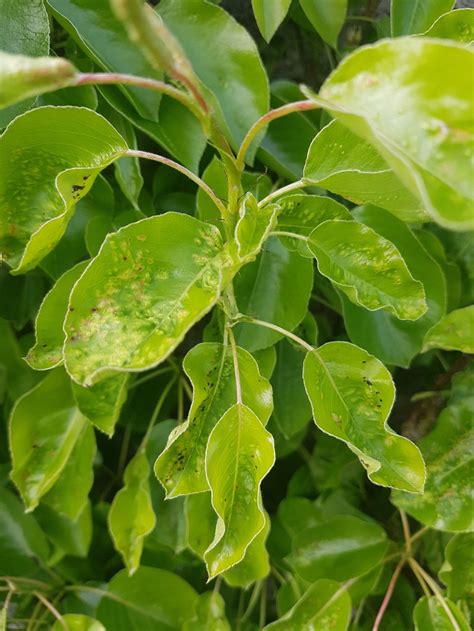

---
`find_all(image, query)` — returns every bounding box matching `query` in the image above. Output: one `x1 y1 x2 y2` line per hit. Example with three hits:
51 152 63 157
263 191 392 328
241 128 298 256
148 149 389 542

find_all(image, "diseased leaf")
299 0 347 48
311 38 474 231
108 450 156 575
287 515 387 581
0 52 76 110
183 592 230 631
72 374 129 436
155 342 272 497
158 0 269 160
423 306 474 353
392 365 474 531
52 614 105 631
0 106 127 274
439 533 474 614
0 0 50 128
391 0 455 36
413 596 470 631
424 8 474 42
27 261 88 371
341 206 447 367
234 236 313 351
64 213 231 386
265 579 351 630
252 0 292 42
307 220 427 320
235 193 278 262
96 567 197 630
304 120 426 223
47 0 164 120
303 342 426 492
204 403 275 578
42 422 95 520
10 368 89 511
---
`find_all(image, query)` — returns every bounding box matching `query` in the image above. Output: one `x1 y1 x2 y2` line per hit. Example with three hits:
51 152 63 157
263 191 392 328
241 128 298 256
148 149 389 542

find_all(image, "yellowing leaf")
423 305 474 353
108 450 156 575
204 403 275 578
155 342 272 498
64 213 231 386
303 342 426 492
0 107 128 273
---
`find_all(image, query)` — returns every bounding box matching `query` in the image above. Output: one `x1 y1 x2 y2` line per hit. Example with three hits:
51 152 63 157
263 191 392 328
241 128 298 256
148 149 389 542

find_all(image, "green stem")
241 581 263 624
236 102 320 171
141 375 177 448
270 230 308 242
227 326 242 404
259 180 307 207
128 366 174 390
233 315 314 353
259 580 267 628
126 150 227 218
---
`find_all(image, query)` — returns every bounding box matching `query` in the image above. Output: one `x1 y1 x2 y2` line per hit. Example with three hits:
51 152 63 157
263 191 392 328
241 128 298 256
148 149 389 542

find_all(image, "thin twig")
259 180 307 207
228 326 242 404
32 592 66 629
233 316 314 353
372 558 406 631
399 510 412 555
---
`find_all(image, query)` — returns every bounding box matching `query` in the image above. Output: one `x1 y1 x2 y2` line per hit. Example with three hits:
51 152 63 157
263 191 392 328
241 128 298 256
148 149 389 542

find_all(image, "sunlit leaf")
155 342 272 497
265 579 351 630
235 193 278 262
392 364 474 531
52 614 105 631
303 342 426 492
304 120 426 223
252 0 292 42
423 305 474 353
64 213 230 386
204 403 275 578
424 8 474 42
72 374 129 436
10 368 88 511
0 106 128 273
391 0 455 36
183 592 230 631
108 450 156 575
413 595 470 631
307 220 427 320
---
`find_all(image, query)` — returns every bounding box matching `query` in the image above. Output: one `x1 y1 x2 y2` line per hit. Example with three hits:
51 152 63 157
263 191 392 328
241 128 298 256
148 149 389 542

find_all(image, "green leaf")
299 0 347 47
204 403 275 578
0 106 128 273
424 8 474 42
52 614 105 631
35 500 92 557
271 339 312 439
313 38 474 231
391 0 455 36
287 515 387 582
96 567 197 630
27 261 88 370
0 318 41 400
222 512 271 588
108 450 156 575
155 342 273 497
158 0 269 159
307 220 427 320
235 193 278 262
413 596 470 631
185 491 216 559
304 120 427 223
0 487 49 576
341 206 447 367
265 579 351 630
252 0 292 42
183 592 230 631
47 0 164 121
392 365 474 531
439 533 474 614
64 213 229 386
42 422 95 520
258 81 320 180
0 0 50 128
10 368 89 511
423 306 474 353
0 52 76 110
234 236 313 351
303 342 426 492
72 374 129 436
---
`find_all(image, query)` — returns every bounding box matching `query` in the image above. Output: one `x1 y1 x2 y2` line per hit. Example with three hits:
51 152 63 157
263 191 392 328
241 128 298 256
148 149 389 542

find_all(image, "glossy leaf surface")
64 213 228 386
108 450 156 575
317 38 474 230
304 342 426 492
413 596 470 631
52 614 105 631
308 220 427 320
10 368 88 511
72 374 129 436
393 365 474 531
155 342 272 497
205 403 275 578
0 106 127 273
423 305 474 353
391 0 455 35
223 514 271 588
